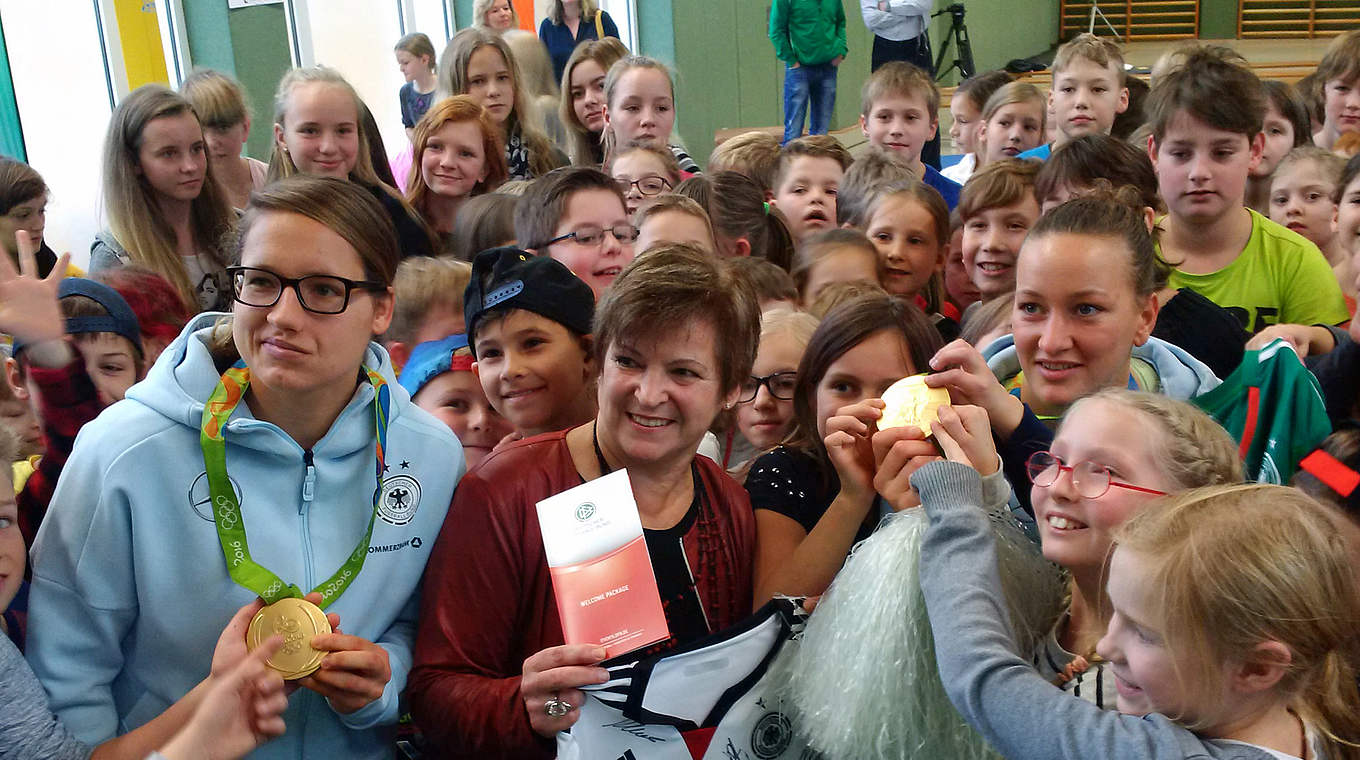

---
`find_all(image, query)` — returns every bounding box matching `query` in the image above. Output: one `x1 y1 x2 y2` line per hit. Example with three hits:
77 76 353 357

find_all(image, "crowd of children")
0 15 1358 760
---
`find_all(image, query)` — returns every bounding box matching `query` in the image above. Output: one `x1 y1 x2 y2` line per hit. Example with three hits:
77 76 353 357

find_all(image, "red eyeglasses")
1026 451 1168 499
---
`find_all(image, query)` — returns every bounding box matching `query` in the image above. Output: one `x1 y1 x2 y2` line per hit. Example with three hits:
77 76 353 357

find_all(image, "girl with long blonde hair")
558 38 628 166
439 28 565 181
269 66 436 259
93 84 235 312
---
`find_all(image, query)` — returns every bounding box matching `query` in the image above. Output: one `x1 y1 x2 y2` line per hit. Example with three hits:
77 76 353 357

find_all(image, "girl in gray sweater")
897 406 1359 760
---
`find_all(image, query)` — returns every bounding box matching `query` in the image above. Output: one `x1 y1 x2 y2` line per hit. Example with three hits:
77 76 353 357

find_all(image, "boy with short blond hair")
769 135 853 242
384 256 472 372
858 61 961 209
1019 33 1129 161
707 132 783 197
1150 45 1348 343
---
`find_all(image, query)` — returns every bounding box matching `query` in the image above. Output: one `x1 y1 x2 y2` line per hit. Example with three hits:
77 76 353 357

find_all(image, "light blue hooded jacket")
27 314 465 759
980 333 1222 400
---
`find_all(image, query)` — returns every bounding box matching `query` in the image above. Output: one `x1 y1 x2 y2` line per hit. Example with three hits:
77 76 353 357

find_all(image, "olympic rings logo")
215 495 240 530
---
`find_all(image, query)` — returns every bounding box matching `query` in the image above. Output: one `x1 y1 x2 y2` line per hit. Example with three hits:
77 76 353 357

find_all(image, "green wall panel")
454 0 474 28
636 0 675 63
663 0 1060 166
183 0 236 74
228 5 291 161
1198 0 1237 38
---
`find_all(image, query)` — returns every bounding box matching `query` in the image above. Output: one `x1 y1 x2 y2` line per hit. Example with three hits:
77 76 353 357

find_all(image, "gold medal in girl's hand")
879 374 951 436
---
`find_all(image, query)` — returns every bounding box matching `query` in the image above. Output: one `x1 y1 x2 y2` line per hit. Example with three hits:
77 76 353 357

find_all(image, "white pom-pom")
785 506 1065 760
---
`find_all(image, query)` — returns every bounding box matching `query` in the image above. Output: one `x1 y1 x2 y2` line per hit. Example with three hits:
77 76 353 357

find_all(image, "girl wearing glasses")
1022 390 1241 707
925 193 1220 514
607 144 681 218
870 411 1358 760
728 308 819 483
745 292 942 603
27 176 464 760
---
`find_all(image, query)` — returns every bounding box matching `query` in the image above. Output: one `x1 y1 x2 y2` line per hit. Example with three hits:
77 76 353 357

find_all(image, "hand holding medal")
202 363 395 712
823 374 946 510
877 375 951 436
873 404 1000 511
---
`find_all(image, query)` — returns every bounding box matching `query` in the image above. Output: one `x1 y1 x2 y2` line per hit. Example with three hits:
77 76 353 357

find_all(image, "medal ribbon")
201 361 391 608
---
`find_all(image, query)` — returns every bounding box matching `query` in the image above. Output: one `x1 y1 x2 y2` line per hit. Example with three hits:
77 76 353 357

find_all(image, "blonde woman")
269 66 436 259
92 85 235 312
539 0 620 83
473 0 518 32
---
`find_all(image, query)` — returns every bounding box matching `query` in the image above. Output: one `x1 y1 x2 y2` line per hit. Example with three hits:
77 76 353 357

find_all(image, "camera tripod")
1087 0 1121 37
932 3 975 82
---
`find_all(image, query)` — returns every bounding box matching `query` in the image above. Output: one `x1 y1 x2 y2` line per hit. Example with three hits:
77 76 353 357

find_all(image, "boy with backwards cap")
463 247 598 440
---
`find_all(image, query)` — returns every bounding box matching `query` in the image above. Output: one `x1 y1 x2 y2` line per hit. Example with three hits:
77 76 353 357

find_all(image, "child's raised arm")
909 460 1234 760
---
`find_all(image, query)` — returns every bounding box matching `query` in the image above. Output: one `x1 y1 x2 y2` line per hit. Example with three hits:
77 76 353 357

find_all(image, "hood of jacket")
979 333 1221 401
128 312 415 459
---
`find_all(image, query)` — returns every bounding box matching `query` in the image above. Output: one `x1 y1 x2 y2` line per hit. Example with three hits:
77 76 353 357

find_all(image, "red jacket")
408 431 755 759
17 358 104 549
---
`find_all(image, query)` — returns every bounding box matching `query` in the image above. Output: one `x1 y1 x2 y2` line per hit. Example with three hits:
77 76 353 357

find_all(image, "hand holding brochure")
536 470 669 657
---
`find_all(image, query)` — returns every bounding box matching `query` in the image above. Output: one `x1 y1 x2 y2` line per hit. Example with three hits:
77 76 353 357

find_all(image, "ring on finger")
544 692 572 718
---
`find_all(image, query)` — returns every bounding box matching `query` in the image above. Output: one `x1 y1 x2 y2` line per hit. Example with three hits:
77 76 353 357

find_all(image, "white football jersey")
557 598 820 760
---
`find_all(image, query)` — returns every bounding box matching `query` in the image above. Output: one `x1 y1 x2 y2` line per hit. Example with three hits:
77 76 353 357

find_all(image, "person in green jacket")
769 0 847 144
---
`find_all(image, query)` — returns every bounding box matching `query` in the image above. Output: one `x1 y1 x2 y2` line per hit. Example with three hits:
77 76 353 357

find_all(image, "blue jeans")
782 61 837 144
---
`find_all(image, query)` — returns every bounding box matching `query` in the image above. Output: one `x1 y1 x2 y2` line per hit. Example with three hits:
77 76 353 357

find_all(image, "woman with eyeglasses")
26 176 465 759
745 292 942 604
408 243 760 758
924 193 1221 514
606 144 682 218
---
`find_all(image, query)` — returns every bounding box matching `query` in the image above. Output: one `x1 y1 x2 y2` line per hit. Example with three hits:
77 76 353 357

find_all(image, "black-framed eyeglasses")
615 175 672 197
542 224 640 248
1025 451 1168 500
738 371 798 403
227 266 385 315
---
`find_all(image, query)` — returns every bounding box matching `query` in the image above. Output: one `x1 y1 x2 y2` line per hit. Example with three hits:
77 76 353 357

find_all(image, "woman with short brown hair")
409 243 762 759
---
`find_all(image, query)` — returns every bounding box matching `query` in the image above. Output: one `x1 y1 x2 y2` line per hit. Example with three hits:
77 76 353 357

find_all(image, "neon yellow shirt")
12 455 39 493
1162 210 1348 336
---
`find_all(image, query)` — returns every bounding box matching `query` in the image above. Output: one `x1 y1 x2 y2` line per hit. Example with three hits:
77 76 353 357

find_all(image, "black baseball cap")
464 247 595 357
12 277 143 358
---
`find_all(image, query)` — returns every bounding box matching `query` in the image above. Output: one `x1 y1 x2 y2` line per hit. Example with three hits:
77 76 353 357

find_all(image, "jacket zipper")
300 450 317 590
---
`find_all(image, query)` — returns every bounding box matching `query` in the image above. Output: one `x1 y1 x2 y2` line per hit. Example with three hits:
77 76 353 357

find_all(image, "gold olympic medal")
878 374 952 436
247 597 332 680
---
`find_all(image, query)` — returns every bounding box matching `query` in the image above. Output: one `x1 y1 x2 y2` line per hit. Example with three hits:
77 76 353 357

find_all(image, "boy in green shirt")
1150 46 1348 347
769 0 847 144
